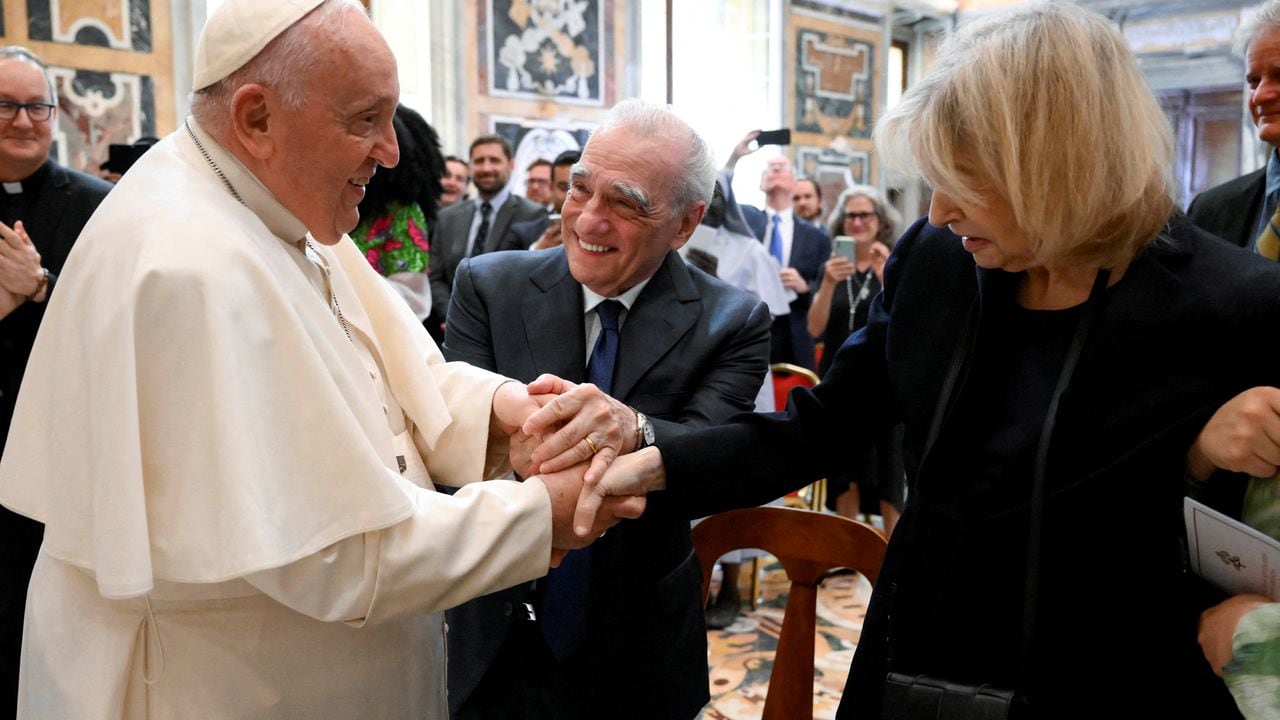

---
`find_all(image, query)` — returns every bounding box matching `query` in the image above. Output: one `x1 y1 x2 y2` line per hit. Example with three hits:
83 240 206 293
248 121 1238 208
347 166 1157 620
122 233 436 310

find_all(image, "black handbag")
879 270 1109 720
882 673 1024 720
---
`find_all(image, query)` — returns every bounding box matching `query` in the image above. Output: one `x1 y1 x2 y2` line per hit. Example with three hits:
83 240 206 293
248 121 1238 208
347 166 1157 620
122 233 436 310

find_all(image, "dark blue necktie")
539 300 623 659
769 213 784 264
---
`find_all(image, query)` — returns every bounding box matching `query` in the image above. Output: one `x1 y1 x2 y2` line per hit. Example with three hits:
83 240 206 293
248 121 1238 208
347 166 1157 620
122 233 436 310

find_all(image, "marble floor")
697 558 875 720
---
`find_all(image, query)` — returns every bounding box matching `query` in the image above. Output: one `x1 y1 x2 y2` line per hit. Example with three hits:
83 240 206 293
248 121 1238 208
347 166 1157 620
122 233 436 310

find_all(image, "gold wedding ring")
584 436 599 455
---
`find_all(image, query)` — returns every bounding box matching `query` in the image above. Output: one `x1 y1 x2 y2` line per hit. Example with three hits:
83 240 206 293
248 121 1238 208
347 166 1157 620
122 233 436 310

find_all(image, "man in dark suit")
1187 12 1280 250
500 149 579 252
0 45 111 716
724 132 830 370
426 134 545 338
442 100 771 720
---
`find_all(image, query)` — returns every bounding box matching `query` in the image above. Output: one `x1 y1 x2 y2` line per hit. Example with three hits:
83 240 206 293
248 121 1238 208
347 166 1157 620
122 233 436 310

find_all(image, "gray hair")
825 184 902 247
591 99 716 217
1236 0 1280 57
190 0 366 132
0 46 57 104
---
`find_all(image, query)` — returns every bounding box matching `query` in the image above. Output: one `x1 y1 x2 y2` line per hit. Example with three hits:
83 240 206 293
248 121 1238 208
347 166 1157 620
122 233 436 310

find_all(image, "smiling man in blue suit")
442 100 771 720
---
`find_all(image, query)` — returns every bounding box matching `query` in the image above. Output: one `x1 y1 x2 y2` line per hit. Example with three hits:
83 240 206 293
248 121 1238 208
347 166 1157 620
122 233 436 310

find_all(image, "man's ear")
230 83 276 161
669 201 707 251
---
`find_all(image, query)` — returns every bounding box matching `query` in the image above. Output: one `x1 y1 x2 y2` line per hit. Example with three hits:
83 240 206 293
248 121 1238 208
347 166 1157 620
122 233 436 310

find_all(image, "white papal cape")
0 120 553 719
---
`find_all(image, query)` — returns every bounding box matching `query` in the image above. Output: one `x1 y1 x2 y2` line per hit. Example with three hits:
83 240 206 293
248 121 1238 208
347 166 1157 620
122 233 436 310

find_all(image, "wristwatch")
28 267 53 303
634 410 655 449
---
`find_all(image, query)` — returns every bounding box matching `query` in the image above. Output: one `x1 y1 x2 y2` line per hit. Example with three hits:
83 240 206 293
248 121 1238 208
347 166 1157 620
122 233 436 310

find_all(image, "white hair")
591 99 716 217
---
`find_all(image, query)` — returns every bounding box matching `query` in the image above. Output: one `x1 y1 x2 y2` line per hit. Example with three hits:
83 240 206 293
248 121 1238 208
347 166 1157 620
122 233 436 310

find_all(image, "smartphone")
754 128 791 147
834 235 856 262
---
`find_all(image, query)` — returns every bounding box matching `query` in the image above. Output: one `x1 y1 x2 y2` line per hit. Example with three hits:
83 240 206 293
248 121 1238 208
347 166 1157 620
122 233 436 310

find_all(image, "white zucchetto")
192 0 326 90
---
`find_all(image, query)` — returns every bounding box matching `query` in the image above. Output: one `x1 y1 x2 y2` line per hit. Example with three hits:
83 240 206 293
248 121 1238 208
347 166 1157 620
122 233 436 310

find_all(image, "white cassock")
0 119 553 719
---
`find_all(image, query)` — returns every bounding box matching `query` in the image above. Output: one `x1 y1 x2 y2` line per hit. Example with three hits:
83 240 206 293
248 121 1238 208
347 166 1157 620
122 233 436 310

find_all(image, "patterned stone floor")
696 558 876 720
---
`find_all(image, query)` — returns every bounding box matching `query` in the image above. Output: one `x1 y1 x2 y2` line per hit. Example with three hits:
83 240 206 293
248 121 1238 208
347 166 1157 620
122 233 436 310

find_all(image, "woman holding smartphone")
807 186 904 532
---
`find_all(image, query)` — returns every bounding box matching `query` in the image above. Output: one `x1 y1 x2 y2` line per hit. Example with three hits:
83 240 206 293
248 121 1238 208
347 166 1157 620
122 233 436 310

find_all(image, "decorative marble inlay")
26 0 152 52
49 66 154 172
794 27 875 139
487 0 604 105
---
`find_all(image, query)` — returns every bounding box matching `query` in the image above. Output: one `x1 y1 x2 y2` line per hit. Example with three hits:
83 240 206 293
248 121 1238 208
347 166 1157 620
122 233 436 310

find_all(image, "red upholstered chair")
693 507 887 720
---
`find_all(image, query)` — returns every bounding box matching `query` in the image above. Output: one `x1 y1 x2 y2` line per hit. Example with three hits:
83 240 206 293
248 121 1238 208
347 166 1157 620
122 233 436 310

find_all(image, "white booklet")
1184 497 1280 600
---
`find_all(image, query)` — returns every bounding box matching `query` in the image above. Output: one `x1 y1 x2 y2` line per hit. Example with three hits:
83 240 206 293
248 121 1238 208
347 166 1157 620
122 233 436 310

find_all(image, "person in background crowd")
441 154 470 207
352 103 443 322
427 134 545 340
525 157 553 208
1189 3 1280 717
723 134 829 371
0 44 112 717
0 3 634 717
807 185 904 535
576 4 1270 718
501 149 580 253
792 177 825 228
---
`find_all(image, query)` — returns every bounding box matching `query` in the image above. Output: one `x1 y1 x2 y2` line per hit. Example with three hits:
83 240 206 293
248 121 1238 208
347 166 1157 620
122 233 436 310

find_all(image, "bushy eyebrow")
570 164 657 217
611 180 651 212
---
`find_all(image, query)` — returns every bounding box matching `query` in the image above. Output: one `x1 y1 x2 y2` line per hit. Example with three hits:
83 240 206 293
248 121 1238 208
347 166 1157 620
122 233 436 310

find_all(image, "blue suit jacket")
741 204 830 369
441 248 770 718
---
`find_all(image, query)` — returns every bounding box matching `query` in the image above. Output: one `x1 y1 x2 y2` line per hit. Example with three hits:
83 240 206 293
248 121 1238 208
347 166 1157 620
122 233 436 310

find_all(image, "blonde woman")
575 3 1280 716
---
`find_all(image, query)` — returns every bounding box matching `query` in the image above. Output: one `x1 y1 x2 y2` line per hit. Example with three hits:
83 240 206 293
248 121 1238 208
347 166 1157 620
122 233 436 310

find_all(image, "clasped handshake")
491 374 666 567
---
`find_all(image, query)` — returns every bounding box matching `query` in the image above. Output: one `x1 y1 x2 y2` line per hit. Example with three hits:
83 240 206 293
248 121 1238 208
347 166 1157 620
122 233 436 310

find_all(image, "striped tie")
1258 207 1280 260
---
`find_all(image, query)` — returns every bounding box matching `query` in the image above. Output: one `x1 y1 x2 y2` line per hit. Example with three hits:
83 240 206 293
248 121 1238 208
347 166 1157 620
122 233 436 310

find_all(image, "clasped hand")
0 220 41 319
492 376 647 566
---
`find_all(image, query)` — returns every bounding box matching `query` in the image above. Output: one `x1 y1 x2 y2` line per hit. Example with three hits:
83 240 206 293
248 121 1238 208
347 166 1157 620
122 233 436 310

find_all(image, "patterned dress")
352 201 430 276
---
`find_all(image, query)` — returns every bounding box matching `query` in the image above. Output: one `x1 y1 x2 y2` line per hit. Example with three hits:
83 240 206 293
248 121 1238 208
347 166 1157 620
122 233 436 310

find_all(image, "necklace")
844 268 875 335
185 120 352 343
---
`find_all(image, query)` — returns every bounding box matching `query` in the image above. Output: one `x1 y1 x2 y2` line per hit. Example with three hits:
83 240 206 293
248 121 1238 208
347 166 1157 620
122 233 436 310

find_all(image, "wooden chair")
694 506 888 720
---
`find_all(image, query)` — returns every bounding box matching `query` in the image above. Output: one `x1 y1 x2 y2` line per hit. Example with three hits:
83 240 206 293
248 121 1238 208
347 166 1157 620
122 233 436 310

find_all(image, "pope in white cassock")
0 0 639 717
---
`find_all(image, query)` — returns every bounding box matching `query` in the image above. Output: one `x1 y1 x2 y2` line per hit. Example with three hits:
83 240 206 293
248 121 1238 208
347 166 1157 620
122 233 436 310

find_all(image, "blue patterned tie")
539 299 623 659
769 213 784 264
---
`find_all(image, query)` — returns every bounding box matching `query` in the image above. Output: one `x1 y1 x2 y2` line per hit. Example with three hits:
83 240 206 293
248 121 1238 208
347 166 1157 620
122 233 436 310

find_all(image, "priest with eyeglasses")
0 44 113 718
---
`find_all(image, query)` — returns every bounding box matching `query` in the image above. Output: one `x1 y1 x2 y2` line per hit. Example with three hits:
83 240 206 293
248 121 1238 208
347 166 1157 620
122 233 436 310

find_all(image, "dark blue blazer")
497 213 550 251
658 215 1265 719
741 204 830 369
442 247 770 718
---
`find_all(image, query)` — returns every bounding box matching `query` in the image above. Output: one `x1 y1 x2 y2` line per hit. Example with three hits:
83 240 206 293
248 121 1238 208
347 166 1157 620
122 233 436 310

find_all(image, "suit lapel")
523 251 587 382
611 252 699 400
448 200 476 263
488 198 520 252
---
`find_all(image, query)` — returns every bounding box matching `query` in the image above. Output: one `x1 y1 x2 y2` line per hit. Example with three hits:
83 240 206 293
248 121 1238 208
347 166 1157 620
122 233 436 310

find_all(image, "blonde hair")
874 2 1174 270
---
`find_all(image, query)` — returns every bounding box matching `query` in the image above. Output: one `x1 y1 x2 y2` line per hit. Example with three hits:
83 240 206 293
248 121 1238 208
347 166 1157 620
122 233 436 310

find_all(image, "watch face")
641 418 655 445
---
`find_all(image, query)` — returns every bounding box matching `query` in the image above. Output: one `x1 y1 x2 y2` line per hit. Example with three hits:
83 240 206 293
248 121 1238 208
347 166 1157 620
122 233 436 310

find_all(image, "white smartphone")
833 235 856 262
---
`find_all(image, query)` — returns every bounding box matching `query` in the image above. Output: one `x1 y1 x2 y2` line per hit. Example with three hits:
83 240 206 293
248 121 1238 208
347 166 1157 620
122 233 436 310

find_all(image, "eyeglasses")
0 101 56 122
844 211 876 222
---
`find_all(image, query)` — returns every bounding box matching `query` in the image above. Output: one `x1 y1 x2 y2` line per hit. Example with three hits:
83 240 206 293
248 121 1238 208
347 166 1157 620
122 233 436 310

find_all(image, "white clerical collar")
183 116 309 245
2 182 21 194
581 276 652 316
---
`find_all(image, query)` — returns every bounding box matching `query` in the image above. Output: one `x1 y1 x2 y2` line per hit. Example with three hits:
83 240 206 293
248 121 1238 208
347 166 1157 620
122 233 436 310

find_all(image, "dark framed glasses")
844 211 876 222
0 101 56 122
